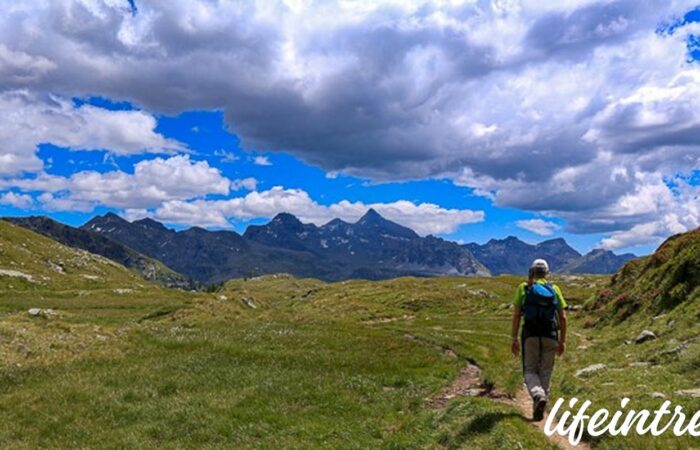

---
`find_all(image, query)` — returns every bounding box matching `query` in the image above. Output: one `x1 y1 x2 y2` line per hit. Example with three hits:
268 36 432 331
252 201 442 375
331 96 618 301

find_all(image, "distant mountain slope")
244 209 490 279
83 210 489 283
4 216 192 289
464 236 581 274
590 227 700 321
0 220 145 292
464 236 635 275
560 249 637 275
82 213 342 283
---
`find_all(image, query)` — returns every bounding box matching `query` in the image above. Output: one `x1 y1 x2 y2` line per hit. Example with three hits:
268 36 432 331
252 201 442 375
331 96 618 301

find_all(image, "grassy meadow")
1 221 699 449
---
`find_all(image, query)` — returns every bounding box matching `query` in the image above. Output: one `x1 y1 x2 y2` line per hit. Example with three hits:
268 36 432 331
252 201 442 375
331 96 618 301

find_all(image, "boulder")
575 363 607 377
240 296 257 309
634 330 657 344
651 392 667 399
27 308 55 319
629 362 651 367
676 388 700 398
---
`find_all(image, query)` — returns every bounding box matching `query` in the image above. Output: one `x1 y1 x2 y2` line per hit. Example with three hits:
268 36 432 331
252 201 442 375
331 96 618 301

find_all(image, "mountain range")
3 210 637 285
464 236 637 275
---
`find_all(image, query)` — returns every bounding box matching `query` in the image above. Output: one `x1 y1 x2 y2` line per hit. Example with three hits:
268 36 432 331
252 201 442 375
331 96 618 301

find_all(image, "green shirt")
513 279 567 310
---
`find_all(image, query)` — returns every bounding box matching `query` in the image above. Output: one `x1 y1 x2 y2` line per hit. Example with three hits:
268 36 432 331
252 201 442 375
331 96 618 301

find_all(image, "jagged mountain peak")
357 208 383 223
271 212 304 225
133 217 168 231
354 209 418 239
322 218 350 229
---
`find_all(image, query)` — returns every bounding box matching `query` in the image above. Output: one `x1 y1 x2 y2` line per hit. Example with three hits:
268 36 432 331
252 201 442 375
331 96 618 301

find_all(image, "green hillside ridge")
0 219 149 292
589 227 700 322
0 221 698 449
3 216 192 289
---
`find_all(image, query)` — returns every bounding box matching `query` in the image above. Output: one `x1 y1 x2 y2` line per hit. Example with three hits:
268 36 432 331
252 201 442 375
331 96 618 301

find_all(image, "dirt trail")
411 332 591 450
506 385 591 450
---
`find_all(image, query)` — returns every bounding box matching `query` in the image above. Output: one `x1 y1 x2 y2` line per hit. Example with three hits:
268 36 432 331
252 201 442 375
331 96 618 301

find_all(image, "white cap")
530 259 549 272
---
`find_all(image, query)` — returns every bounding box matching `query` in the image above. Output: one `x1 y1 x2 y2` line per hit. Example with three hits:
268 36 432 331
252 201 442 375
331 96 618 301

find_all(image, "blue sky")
1 1 699 257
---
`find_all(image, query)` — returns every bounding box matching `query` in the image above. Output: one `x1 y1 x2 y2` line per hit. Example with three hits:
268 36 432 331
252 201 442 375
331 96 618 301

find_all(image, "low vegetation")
0 220 698 449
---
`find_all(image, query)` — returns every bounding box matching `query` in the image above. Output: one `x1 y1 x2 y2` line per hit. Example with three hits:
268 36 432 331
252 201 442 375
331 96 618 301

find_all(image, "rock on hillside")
4 216 192 288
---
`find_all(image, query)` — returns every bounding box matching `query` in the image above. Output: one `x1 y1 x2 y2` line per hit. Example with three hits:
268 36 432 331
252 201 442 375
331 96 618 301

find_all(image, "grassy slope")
0 220 697 449
1 217 191 288
556 228 700 449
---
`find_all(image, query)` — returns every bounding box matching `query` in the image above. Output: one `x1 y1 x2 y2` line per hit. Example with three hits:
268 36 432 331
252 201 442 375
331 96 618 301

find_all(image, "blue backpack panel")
523 283 559 338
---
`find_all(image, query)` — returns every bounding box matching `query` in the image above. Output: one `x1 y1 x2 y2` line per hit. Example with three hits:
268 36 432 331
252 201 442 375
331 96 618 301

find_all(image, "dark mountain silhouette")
464 235 633 275
560 249 637 274
245 209 489 279
83 209 489 283
464 236 581 274
81 213 338 283
3 215 191 288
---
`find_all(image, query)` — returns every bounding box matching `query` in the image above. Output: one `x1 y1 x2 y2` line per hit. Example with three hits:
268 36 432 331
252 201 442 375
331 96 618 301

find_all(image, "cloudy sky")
1 0 699 255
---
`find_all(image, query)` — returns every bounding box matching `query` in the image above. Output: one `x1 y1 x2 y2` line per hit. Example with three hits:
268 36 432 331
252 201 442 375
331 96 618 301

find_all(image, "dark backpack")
523 282 559 338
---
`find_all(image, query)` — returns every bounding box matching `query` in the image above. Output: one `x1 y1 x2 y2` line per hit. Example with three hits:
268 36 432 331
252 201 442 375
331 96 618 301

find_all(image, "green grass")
1 222 698 449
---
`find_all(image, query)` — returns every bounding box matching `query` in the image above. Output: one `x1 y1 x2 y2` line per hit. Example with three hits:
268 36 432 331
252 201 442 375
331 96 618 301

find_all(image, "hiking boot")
533 397 547 422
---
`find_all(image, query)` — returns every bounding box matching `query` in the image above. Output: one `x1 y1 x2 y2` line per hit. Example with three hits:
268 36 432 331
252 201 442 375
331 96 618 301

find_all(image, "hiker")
510 259 567 422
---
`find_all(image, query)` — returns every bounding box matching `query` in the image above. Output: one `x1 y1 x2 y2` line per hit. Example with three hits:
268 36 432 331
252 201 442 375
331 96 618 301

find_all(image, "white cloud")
1 0 699 249
516 219 560 236
3 155 232 211
134 186 485 234
0 90 185 176
231 177 258 191
214 150 239 163
0 192 34 209
253 156 272 166
598 175 699 250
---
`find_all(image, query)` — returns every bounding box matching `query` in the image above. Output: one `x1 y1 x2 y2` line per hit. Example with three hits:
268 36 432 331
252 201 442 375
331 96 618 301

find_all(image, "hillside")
0 218 698 449
589 227 700 321
0 219 148 293
3 216 192 289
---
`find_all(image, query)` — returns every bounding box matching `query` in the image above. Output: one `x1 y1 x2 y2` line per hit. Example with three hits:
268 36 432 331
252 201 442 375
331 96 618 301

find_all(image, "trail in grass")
506 385 591 450
414 332 592 450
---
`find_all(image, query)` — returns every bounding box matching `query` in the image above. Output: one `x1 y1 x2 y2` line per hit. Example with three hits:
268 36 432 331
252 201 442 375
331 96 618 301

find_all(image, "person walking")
510 259 567 421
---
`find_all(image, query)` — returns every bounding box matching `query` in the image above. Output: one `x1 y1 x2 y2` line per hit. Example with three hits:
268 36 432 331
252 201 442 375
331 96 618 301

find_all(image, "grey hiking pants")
523 336 558 401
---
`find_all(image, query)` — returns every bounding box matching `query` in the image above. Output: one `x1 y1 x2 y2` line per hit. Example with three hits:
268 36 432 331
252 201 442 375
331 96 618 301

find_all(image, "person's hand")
511 338 520 357
557 341 566 356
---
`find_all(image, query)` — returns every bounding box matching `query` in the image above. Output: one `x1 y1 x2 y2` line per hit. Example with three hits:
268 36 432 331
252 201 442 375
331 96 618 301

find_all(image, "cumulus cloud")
253 156 272 166
516 219 560 236
129 186 485 235
0 90 184 176
231 177 258 191
3 155 231 211
0 192 34 209
1 0 699 248
597 174 699 249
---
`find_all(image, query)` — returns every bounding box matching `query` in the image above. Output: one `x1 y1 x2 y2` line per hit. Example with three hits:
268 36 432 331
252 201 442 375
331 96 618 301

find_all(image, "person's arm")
511 305 521 356
557 308 567 356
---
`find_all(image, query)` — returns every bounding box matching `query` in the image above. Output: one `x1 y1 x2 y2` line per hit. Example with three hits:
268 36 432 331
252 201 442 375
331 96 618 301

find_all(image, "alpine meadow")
1 1 700 449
